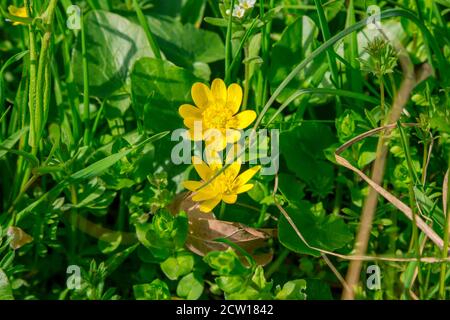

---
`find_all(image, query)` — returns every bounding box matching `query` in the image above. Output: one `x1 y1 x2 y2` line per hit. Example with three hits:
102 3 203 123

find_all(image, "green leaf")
413 187 445 234
304 279 333 300
0 269 13 300
160 252 194 280
176 272 204 300
133 279 171 300
0 146 39 167
98 232 122 254
73 10 155 99
0 127 29 160
280 124 336 197
104 244 139 276
181 0 206 25
278 173 305 203
0 251 15 270
204 17 228 27
275 279 307 300
216 275 245 294
131 57 200 132
204 248 249 276
269 16 328 105
70 132 168 181
0 51 29 109
145 15 224 66
278 201 353 257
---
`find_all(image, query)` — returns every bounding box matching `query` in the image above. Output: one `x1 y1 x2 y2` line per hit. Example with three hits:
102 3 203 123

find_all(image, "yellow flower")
179 78 257 151
183 156 260 212
8 6 28 26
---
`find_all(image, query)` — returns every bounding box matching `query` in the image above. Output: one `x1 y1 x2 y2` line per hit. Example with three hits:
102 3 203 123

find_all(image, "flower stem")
439 162 450 299
398 122 423 298
312 0 342 114
242 46 250 110
224 0 235 84
81 10 91 145
219 201 227 220
133 0 162 59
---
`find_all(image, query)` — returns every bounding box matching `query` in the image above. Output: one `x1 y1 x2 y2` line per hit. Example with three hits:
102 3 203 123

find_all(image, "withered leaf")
168 193 275 266
7 226 33 250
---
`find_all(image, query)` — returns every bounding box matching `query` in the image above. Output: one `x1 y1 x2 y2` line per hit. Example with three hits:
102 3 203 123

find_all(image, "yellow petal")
235 184 254 194
183 180 203 191
226 161 241 181
9 6 27 18
235 165 260 186
183 118 197 129
9 6 27 25
199 196 222 212
179 104 202 119
204 149 223 167
226 83 243 115
211 79 227 106
230 110 257 129
192 189 219 201
222 194 237 204
192 82 213 109
192 156 213 181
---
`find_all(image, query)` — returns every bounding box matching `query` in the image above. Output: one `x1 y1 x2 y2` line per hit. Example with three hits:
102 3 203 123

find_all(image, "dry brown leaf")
7 226 33 250
168 193 275 266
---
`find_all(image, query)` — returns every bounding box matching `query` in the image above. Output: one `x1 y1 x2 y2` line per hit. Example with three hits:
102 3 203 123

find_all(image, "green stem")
224 0 235 84
26 5 37 154
35 32 51 142
81 11 90 145
261 0 273 108
228 18 258 84
242 46 250 110
118 189 127 231
379 76 385 119
91 99 106 138
69 185 78 259
398 122 423 298
256 204 267 227
265 248 289 279
313 0 342 114
219 201 226 220
133 0 162 59
20 0 38 195
439 162 450 299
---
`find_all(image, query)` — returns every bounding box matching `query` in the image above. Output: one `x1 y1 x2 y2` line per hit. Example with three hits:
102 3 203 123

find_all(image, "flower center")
202 106 233 129
210 167 236 195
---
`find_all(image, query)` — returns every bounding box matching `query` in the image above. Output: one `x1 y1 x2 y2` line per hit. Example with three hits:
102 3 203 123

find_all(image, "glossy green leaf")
160 252 194 280
131 57 200 132
0 269 13 300
176 272 204 300
133 279 171 300
278 201 353 257
73 10 155 98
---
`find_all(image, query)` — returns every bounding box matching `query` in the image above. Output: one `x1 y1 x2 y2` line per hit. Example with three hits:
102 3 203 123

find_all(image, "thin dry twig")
341 29 432 299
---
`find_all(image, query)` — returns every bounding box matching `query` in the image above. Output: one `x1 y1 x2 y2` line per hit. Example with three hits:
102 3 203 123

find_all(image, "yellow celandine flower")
8 6 28 26
179 78 257 151
183 156 260 212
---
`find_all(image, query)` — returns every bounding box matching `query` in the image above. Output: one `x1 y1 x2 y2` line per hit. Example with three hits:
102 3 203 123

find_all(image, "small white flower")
239 0 256 10
226 5 246 19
